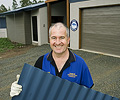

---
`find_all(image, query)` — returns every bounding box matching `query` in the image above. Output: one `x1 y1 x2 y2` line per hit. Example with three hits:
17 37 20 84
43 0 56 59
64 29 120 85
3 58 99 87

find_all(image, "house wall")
70 0 120 56
31 7 48 46
0 29 7 38
39 7 48 45
6 12 32 44
6 13 26 44
24 12 32 44
0 17 7 38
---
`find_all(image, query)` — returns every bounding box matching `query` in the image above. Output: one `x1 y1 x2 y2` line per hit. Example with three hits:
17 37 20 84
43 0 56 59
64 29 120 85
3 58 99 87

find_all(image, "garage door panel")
82 40 120 50
82 22 120 36
82 34 120 44
82 44 120 55
82 6 120 16
81 6 120 56
83 39 120 48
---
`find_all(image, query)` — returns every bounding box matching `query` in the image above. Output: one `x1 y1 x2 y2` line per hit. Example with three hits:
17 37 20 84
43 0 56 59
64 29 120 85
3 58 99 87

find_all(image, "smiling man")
10 22 94 97
35 22 93 87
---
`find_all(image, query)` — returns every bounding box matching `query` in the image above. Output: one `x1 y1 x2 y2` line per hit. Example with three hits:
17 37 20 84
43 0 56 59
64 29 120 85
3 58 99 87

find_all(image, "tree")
38 0 44 3
0 4 8 13
32 0 37 4
20 0 32 7
12 0 18 10
8 6 11 11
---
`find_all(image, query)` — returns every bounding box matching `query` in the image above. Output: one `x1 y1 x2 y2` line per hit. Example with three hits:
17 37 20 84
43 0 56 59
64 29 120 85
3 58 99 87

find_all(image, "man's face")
50 26 70 55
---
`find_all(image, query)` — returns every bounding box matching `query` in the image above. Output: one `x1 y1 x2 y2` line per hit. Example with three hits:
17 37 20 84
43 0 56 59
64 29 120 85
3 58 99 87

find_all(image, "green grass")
0 38 24 53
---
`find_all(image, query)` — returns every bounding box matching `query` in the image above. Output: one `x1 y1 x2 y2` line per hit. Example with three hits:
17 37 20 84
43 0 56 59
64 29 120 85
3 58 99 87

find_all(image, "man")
10 22 93 97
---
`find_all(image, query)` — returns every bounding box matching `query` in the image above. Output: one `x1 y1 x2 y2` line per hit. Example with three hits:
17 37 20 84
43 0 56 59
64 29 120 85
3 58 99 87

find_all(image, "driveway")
0 44 120 100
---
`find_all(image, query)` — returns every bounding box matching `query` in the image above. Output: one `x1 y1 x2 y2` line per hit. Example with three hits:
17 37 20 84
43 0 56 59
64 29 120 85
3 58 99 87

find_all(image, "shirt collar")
47 49 76 63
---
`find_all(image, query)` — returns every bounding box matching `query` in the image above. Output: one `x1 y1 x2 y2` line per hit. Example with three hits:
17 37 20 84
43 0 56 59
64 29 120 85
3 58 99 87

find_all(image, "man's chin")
54 51 62 54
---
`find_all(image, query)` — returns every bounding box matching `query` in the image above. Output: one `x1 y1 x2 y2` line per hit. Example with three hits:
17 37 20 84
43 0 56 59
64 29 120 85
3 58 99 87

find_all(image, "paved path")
0 44 120 100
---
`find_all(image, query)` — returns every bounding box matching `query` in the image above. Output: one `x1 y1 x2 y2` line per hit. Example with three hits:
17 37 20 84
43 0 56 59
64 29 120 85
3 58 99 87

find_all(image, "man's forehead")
52 25 66 30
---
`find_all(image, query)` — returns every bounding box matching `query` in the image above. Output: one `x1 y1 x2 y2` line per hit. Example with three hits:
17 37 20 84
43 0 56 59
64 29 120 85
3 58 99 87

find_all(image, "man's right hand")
10 75 22 97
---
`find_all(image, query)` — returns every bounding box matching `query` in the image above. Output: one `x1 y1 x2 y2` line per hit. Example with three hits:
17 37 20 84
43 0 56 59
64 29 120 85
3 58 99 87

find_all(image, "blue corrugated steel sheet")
12 63 119 100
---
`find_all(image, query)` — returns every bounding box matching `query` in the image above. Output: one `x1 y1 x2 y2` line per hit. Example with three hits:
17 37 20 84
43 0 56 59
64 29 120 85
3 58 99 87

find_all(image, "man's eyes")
51 36 65 39
51 37 56 39
60 36 65 39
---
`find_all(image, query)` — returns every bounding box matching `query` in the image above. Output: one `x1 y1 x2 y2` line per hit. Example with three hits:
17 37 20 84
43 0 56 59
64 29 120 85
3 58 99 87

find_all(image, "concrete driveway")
0 44 120 100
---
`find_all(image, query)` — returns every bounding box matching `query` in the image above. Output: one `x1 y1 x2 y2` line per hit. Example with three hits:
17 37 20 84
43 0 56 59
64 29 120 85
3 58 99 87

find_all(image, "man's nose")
56 38 61 44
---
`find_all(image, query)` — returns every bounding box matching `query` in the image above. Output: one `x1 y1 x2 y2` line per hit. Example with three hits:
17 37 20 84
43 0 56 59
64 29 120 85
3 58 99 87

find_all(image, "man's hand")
10 75 22 97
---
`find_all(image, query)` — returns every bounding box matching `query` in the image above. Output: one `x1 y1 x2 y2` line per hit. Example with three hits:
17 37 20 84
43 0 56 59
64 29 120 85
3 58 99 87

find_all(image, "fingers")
16 74 20 83
10 88 22 97
12 82 22 89
10 82 22 97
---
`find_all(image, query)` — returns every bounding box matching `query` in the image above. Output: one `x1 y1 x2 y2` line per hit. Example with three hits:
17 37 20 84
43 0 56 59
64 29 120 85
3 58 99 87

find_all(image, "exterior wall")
70 0 120 55
6 12 32 44
0 29 7 38
0 16 7 38
24 12 32 44
31 7 48 46
6 13 26 44
39 7 48 45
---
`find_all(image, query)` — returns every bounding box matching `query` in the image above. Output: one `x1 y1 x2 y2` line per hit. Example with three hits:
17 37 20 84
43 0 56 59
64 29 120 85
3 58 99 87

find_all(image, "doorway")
32 16 38 41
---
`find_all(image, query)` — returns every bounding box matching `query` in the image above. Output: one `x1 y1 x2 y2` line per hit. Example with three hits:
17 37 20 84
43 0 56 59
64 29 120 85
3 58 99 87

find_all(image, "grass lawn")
0 38 24 53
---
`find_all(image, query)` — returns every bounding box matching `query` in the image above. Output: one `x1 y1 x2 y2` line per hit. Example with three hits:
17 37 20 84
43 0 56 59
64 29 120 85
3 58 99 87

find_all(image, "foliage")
20 0 44 7
8 7 11 11
0 0 44 13
0 38 24 53
0 4 8 13
12 0 18 10
32 0 38 4
20 0 33 7
38 0 44 3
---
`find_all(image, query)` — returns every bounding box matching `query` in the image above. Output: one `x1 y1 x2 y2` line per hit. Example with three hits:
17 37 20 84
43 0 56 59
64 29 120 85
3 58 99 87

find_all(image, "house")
0 2 47 45
0 0 120 56
0 15 7 38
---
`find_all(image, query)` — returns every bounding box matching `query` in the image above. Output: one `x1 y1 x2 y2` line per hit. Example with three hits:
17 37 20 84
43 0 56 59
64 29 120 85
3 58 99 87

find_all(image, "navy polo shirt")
34 50 94 88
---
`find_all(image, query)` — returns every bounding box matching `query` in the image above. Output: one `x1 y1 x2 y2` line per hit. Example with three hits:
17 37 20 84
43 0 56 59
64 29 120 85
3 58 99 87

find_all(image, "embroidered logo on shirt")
68 73 77 78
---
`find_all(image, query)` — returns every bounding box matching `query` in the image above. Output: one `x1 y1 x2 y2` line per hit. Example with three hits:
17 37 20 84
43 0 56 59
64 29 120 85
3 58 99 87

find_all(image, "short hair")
49 22 69 37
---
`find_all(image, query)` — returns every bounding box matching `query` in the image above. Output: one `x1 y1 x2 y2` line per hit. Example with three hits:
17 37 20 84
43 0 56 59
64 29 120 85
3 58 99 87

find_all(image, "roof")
0 0 89 16
45 0 88 3
69 0 88 3
12 63 119 100
0 2 47 16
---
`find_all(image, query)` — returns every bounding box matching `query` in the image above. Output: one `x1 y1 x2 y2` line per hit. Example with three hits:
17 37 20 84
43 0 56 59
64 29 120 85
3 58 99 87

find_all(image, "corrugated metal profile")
12 63 119 100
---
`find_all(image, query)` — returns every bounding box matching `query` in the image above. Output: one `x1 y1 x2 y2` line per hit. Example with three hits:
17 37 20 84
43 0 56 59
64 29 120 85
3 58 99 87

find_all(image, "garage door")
80 6 120 56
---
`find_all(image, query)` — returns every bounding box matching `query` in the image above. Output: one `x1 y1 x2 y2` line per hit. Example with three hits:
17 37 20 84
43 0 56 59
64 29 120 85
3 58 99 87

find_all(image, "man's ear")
67 37 70 44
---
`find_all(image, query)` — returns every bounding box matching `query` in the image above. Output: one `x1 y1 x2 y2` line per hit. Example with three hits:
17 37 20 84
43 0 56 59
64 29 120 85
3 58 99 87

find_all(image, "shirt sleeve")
81 61 94 88
34 55 44 69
